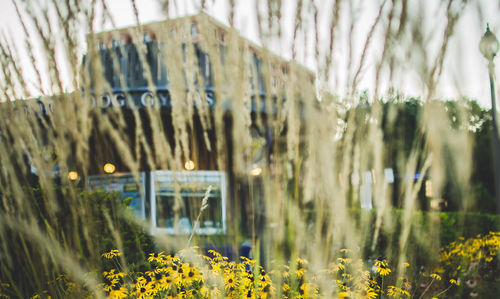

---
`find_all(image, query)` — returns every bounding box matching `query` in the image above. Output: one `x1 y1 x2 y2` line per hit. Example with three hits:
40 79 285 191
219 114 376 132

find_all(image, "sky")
0 0 499 108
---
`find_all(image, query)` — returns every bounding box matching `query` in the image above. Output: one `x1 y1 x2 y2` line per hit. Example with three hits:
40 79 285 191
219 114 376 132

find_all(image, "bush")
13 232 500 298
359 209 500 270
0 187 155 298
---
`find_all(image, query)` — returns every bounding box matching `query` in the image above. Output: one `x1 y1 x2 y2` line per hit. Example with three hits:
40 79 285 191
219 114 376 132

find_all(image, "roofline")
87 12 315 80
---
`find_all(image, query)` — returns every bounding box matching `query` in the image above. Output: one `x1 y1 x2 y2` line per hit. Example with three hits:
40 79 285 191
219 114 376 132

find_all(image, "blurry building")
23 13 316 244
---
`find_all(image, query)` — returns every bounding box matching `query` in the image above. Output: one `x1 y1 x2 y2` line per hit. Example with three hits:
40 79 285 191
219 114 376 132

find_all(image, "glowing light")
103 163 116 174
250 166 262 176
68 171 79 181
184 160 195 170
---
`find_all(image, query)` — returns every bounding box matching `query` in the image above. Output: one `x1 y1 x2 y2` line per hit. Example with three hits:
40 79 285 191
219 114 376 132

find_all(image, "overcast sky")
0 0 499 108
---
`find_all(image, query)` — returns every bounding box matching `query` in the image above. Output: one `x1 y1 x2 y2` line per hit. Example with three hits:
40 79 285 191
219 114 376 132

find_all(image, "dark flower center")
263 285 270 292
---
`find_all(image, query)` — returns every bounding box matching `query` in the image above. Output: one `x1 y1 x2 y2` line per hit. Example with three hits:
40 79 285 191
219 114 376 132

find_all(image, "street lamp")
480 24 500 212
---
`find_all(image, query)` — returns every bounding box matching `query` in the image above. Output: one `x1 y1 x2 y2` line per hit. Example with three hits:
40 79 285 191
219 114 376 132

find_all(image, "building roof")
89 12 315 85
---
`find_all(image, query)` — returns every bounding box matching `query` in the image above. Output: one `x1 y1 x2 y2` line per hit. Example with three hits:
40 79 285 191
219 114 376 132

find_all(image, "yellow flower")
297 257 308 270
148 252 165 264
102 278 120 292
374 258 386 267
429 273 441 281
150 281 161 296
259 283 273 299
337 263 345 271
283 283 290 293
336 280 350 291
360 287 378 299
208 250 228 263
133 284 152 299
181 289 201 298
134 276 147 286
103 269 116 277
102 250 120 259
387 286 396 297
399 278 411 290
403 262 410 268
298 283 316 298
375 260 391 276
105 270 125 280
183 266 199 286
240 256 256 266
156 273 172 291
225 273 238 293
296 268 306 278
449 279 460 286
108 286 128 299
387 285 410 297
366 279 380 290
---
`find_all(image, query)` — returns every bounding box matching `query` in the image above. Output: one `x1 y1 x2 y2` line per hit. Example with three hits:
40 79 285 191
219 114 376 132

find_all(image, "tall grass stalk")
0 0 496 297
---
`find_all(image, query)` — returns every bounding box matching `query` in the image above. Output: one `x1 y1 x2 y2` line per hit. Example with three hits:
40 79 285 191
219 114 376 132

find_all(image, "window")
205 54 211 83
191 24 197 37
151 171 227 235
88 173 146 218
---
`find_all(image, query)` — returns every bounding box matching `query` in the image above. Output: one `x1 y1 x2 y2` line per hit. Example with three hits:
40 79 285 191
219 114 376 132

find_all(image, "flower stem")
418 279 435 299
433 285 452 298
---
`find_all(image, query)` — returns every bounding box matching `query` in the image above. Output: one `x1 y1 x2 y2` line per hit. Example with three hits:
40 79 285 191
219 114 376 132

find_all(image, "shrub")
0 187 155 298
14 232 499 298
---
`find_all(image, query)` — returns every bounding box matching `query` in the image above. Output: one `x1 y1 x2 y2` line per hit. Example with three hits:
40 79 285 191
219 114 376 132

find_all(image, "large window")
151 171 226 235
88 172 146 218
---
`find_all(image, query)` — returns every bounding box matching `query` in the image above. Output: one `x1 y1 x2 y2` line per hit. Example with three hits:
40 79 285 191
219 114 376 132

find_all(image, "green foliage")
18 232 500 299
348 96 496 212
0 187 155 298
86 191 155 270
438 211 500 245
439 232 500 298
360 209 500 267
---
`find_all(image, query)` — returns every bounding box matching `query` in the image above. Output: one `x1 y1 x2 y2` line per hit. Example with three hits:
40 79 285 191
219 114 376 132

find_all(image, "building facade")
81 13 315 243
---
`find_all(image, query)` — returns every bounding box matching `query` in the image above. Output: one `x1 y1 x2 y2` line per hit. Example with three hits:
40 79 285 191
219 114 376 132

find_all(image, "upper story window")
191 24 197 37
